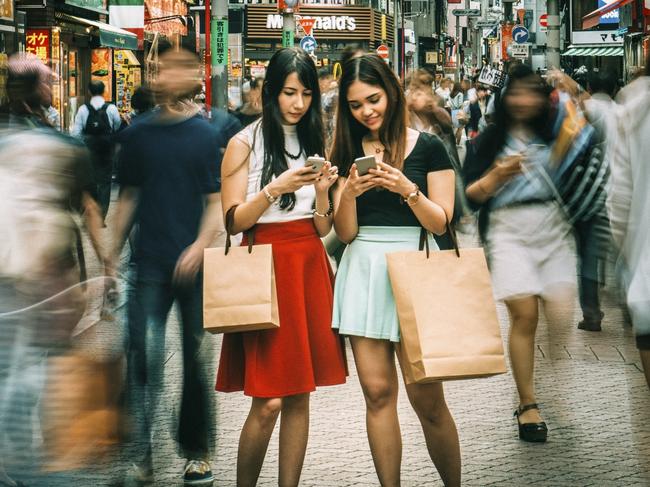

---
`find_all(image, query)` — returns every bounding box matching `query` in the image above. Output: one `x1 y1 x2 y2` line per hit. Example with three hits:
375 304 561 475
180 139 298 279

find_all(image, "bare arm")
466 155 523 204
221 134 319 234
332 177 359 244
411 169 455 235
81 192 106 263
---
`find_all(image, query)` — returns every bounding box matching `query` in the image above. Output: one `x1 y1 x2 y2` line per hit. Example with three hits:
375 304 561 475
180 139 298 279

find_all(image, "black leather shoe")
514 403 548 443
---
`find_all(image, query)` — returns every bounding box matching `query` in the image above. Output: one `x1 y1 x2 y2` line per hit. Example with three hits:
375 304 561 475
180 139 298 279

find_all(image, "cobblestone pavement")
71 194 649 487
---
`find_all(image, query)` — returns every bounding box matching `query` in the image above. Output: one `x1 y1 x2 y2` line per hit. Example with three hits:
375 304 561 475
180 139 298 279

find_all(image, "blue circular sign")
512 26 529 44
300 35 317 52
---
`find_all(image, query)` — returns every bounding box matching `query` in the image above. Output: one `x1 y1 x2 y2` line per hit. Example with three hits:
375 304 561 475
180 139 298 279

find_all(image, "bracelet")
313 200 334 218
263 186 277 204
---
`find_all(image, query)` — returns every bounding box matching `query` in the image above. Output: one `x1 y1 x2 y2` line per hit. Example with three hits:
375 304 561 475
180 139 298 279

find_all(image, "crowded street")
2 0 650 485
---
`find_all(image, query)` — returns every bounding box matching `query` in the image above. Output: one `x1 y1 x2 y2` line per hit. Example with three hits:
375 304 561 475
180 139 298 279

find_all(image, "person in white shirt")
71 80 121 219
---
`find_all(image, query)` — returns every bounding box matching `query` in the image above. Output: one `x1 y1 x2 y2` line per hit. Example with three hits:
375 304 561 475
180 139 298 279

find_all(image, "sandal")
514 403 548 443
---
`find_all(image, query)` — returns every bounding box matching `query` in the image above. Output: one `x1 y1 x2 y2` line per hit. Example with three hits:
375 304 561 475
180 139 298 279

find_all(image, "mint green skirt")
332 226 438 342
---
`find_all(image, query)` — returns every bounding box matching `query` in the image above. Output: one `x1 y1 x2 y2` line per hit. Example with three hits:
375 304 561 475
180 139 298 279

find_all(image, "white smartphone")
355 155 377 176
306 155 326 172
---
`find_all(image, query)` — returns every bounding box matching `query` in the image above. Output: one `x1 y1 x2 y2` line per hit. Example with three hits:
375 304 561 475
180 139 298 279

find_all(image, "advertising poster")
0 0 13 21
501 23 513 61
91 48 113 101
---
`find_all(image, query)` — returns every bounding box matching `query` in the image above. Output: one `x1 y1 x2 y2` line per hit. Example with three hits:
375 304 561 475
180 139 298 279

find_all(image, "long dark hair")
329 54 408 176
259 48 324 210
476 64 553 164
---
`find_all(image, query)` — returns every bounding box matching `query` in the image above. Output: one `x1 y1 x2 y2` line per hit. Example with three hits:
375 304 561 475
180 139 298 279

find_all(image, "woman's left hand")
369 161 417 197
314 161 339 193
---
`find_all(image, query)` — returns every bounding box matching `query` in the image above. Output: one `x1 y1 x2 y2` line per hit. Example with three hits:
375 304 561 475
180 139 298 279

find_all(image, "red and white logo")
539 14 548 28
376 44 389 59
298 18 316 37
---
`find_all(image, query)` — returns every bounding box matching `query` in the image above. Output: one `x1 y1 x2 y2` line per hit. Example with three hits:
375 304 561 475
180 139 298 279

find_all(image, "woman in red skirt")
216 48 347 486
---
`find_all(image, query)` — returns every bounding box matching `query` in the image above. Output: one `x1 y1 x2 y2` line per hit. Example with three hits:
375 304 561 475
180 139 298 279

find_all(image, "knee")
253 398 282 428
362 380 397 413
509 309 538 330
410 386 449 425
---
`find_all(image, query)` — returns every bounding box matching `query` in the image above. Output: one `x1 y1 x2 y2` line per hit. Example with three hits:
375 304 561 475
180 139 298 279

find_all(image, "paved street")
72 194 650 487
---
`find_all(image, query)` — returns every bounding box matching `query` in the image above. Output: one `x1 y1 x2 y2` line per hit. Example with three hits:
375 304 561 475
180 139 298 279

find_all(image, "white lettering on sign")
266 14 356 31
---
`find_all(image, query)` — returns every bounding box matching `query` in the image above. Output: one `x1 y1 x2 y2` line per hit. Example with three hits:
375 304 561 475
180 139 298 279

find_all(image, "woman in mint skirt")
330 54 461 487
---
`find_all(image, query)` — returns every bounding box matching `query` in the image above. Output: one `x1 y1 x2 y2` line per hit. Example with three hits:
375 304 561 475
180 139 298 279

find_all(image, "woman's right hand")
492 154 524 183
268 166 320 195
341 164 378 199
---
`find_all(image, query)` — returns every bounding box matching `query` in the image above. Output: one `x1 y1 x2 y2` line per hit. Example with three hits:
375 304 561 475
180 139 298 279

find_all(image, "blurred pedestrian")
0 53 106 486
608 62 650 388
319 67 338 147
329 54 460 487
463 65 575 443
127 84 155 124
466 85 489 138
71 80 121 221
233 76 263 127
109 49 219 486
216 48 347 487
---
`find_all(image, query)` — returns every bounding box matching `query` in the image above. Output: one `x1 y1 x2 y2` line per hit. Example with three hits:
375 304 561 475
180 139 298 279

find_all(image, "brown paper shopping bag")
387 227 506 383
203 206 279 333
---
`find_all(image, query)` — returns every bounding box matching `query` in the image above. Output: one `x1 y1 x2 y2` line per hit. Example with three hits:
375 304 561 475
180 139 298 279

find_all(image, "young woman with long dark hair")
463 64 576 442
216 48 347 486
330 54 461 487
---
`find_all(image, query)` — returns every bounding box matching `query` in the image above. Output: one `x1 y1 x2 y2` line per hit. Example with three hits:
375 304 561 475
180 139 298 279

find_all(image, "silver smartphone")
355 155 377 176
306 155 326 172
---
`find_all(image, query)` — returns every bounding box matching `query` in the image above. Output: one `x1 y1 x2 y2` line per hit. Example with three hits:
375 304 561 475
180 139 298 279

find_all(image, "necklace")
284 146 302 160
365 138 385 154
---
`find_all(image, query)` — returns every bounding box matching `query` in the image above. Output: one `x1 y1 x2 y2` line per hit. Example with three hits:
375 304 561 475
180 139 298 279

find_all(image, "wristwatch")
403 185 420 206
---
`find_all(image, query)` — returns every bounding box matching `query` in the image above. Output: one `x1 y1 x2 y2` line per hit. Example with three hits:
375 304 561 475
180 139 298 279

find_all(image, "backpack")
84 103 114 156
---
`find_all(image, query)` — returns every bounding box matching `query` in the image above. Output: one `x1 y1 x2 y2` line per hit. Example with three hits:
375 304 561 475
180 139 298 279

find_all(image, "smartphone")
355 155 377 176
306 155 326 173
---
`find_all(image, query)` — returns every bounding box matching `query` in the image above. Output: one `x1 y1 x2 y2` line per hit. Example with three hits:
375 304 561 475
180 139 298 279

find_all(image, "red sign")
278 0 299 13
298 18 315 37
376 44 389 59
539 13 548 27
501 23 513 61
26 29 50 64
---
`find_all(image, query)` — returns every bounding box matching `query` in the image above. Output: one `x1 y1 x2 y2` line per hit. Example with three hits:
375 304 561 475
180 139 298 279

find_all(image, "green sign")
65 0 106 13
282 29 294 48
212 19 228 66
99 29 137 50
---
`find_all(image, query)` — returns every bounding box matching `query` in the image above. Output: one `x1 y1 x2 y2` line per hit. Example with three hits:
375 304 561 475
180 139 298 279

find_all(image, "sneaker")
183 460 214 486
124 463 154 487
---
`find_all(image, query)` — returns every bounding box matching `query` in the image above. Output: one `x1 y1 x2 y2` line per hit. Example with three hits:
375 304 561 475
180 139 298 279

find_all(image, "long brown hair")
329 54 407 176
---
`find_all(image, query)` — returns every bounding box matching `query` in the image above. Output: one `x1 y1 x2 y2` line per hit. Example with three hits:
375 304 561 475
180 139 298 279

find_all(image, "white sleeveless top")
243 120 316 224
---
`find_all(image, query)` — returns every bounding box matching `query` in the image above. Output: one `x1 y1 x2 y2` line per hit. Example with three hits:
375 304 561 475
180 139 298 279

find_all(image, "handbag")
203 205 280 333
386 223 507 383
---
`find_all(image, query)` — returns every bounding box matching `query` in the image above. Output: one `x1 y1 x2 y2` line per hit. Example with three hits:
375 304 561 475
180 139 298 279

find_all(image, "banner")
26 29 51 64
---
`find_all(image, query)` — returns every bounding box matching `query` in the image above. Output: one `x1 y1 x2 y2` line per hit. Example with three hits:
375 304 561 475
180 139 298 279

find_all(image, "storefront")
564 0 625 76
1 0 25 107
244 4 394 78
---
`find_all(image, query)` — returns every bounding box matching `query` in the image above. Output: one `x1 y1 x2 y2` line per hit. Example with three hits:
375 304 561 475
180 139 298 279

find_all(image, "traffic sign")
512 25 529 44
476 20 498 28
539 13 548 32
376 44 389 59
509 43 530 59
298 18 315 37
300 35 317 52
452 9 481 16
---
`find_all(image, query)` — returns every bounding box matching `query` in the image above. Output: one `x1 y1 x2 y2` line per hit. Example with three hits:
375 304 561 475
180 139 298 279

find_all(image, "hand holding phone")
306 155 326 173
354 155 377 176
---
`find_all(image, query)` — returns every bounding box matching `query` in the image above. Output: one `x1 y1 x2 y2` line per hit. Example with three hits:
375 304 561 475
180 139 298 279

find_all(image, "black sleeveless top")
356 132 454 227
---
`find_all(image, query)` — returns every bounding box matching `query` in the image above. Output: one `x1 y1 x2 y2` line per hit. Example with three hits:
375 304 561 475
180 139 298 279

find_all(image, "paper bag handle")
418 216 460 259
224 205 256 255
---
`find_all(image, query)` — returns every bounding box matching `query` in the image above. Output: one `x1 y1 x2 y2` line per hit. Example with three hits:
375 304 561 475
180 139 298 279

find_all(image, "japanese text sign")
26 29 50 64
212 19 228 66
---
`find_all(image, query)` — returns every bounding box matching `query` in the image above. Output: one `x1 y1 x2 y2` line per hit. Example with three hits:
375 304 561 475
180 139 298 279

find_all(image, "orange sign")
26 29 50 64
298 17 315 36
501 23 513 61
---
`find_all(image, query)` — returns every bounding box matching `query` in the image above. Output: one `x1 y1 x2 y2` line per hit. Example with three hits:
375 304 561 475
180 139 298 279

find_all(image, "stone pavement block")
563 345 598 360
589 344 625 362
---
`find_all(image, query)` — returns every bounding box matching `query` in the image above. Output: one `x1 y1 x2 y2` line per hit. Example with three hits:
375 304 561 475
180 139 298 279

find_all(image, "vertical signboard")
26 29 51 64
501 23 513 60
212 19 228 66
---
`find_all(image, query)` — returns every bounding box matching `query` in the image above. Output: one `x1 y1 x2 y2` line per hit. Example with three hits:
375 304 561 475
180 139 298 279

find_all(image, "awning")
60 13 138 50
562 45 624 56
582 0 634 30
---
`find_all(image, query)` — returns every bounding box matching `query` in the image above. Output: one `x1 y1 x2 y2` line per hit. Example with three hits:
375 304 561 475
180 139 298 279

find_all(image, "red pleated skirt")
215 218 348 398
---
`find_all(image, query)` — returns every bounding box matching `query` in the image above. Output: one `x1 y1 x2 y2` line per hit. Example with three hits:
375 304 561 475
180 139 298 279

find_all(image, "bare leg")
404 381 461 487
278 393 310 487
350 336 401 487
505 295 543 424
237 397 282 487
